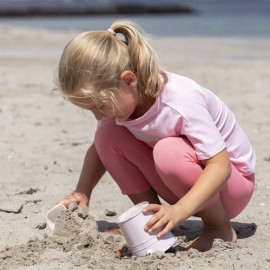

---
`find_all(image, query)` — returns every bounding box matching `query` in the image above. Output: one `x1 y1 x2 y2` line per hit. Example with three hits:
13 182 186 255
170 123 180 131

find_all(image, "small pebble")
35 223 46 230
105 210 117 217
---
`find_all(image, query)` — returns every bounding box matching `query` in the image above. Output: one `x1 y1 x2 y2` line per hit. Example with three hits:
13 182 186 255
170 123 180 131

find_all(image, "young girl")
57 20 256 251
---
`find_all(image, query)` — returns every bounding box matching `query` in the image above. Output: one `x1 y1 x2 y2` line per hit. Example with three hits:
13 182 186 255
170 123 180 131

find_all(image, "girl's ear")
120 70 137 88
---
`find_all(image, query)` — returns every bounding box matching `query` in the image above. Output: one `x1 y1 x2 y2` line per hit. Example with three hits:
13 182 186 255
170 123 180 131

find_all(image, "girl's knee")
94 119 125 148
94 119 120 155
94 119 139 158
153 137 195 173
95 119 115 142
153 138 175 169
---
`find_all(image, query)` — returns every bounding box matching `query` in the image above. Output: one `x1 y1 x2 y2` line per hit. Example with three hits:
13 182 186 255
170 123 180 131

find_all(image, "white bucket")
46 204 66 231
117 202 176 257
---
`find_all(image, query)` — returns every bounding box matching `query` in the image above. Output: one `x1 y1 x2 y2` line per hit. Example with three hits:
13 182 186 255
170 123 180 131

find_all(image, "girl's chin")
116 115 130 122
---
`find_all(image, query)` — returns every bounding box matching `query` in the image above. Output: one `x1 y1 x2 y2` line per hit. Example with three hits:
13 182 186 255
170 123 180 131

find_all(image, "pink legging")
94 119 255 219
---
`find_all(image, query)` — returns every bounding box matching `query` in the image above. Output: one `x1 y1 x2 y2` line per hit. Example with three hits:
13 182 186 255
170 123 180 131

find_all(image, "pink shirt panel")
115 72 256 176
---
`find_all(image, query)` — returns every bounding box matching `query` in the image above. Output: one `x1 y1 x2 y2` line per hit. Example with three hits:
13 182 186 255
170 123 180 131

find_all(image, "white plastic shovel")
46 204 66 231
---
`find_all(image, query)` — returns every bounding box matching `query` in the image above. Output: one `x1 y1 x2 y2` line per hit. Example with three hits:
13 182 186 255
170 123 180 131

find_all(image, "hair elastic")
107 28 116 36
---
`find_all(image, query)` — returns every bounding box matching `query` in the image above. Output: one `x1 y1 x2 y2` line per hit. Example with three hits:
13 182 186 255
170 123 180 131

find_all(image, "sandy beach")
0 26 270 269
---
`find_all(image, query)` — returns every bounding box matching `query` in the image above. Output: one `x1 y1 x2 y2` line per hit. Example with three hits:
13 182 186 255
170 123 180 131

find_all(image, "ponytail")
110 20 167 100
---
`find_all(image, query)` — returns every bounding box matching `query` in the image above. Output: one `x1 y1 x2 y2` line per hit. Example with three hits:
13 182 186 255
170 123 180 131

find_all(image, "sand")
0 26 270 270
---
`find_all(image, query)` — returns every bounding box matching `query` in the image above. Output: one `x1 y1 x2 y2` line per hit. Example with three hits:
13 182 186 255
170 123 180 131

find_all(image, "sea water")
0 0 269 38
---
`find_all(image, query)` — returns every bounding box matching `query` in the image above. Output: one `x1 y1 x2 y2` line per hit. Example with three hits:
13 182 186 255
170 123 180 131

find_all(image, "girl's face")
69 70 142 121
68 72 140 121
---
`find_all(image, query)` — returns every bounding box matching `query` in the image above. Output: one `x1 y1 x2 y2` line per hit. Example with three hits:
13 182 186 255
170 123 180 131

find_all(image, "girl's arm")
58 143 106 207
144 148 231 237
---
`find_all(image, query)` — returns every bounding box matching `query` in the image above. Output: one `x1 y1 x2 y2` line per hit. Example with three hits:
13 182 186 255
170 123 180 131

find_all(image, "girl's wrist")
174 200 193 221
74 186 91 199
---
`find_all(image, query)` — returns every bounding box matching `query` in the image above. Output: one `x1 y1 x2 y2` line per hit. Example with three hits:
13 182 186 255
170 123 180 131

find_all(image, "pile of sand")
1 205 261 270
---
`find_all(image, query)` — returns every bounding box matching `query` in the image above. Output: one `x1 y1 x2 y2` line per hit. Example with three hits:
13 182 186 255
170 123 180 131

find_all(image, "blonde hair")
56 20 167 107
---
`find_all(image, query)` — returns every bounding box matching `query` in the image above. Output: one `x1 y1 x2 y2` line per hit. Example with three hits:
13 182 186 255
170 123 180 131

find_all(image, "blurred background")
0 0 269 38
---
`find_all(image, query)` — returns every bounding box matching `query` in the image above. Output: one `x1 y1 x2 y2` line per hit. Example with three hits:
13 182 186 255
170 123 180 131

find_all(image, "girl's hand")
143 204 184 238
58 191 89 208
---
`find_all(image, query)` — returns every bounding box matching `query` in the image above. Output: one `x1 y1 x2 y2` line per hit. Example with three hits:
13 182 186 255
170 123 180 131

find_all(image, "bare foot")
185 225 237 252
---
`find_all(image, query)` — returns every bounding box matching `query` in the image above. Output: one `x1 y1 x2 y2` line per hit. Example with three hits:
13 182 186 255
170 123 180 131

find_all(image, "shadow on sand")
172 219 257 240
97 219 257 240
